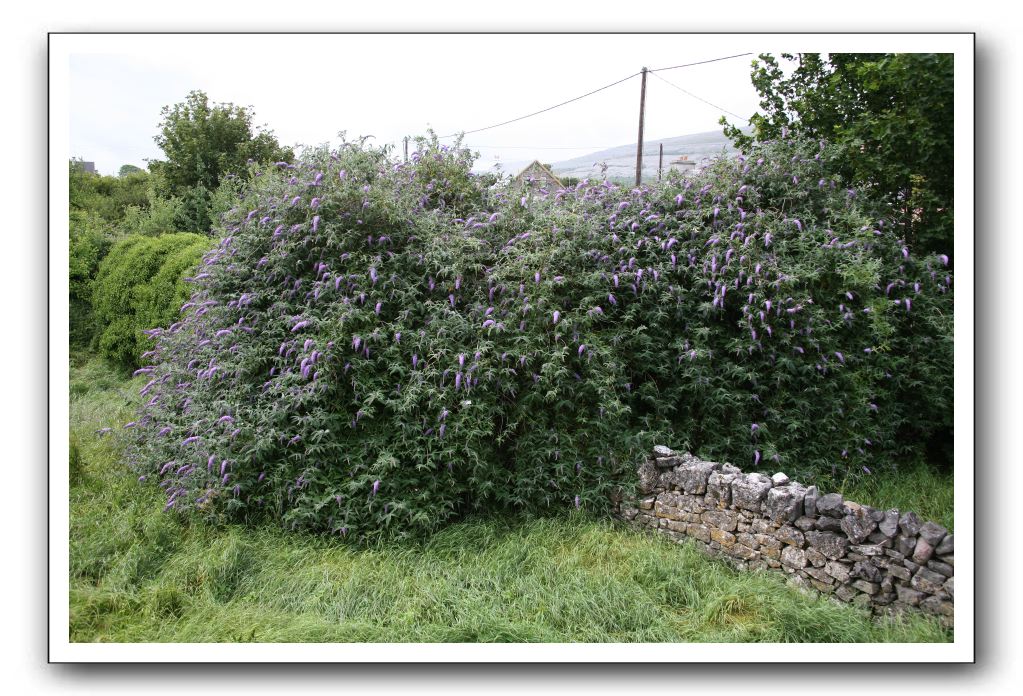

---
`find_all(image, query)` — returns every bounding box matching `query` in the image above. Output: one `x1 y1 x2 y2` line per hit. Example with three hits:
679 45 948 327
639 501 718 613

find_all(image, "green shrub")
123 136 953 542
93 233 212 370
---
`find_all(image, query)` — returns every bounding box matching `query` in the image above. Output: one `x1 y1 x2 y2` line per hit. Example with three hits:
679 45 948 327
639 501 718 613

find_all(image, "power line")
649 70 748 121
465 144 616 150
437 52 754 141
437 71 641 139
648 52 753 73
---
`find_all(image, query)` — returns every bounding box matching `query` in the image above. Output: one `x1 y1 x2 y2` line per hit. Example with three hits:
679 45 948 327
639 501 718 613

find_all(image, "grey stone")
804 566 831 583
755 533 781 550
637 460 661 494
810 579 834 593
678 459 720 495
852 560 882 582
775 526 805 547
852 580 880 595
895 534 918 556
705 471 735 506
850 544 885 556
887 565 911 582
728 544 758 561
638 496 656 510
662 519 687 533
919 521 948 547
911 567 946 595
935 533 954 556
841 508 878 544
885 548 906 562
866 506 885 523
654 455 683 469
803 486 819 517
835 584 858 602
815 516 844 533
878 508 901 538
866 531 894 547
736 532 758 549
825 560 852 583
781 546 807 569
805 547 827 567
899 511 922 537
794 516 816 531
731 473 773 512
805 531 849 560
765 483 807 523
701 509 737 532
927 559 954 578
896 585 925 606
903 559 920 573
721 463 742 475
919 596 954 617
943 576 954 599
751 519 773 535
912 537 935 564
771 472 790 486
652 445 675 458
816 493 845 518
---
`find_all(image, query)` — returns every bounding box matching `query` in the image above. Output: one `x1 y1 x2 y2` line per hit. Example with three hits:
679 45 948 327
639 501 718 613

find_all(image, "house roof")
512 160 563 187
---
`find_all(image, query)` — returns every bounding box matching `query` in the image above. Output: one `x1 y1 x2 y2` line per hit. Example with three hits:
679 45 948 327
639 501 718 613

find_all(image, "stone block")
710 527 736 547
731 473 773 512
765 483 807 523
910 567 946 595
935 533 954 556
805 531 849 560
816 493 845 518
927 559 954 578
678 459 720 495
775 526 805 547
701 509 737 532
815 516 844 533
919 521 948 547
781 546 807 569
898 511 922 537
825 560 852 583
912 537 935 564
841 507 877 544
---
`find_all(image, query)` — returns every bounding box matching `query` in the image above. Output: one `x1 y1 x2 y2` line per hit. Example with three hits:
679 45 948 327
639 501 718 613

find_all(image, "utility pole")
635 66 648 187
403 136 409 163
658 143 664 181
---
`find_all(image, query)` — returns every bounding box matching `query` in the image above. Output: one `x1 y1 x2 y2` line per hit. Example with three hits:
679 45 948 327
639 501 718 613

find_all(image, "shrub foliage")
123 137 953 542
93 233 212 370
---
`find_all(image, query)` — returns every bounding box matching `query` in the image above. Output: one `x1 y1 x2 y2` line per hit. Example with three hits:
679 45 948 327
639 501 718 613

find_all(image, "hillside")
549 129 741 182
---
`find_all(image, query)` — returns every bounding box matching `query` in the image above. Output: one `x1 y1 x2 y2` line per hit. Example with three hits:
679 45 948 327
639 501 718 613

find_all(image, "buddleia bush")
123 136 953 542
93 233 212 370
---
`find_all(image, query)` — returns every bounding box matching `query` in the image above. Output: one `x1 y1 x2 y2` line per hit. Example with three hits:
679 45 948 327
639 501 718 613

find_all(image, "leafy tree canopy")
722 53 953 256
149 90 295 201
119 164 144 177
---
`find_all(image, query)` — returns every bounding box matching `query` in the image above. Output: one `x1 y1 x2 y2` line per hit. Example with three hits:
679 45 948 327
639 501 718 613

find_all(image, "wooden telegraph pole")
658 143 664 181
635 66 648 187
403 136 409 163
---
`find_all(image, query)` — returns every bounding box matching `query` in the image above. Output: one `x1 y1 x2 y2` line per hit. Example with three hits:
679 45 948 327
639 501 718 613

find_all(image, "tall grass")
69 357 951 643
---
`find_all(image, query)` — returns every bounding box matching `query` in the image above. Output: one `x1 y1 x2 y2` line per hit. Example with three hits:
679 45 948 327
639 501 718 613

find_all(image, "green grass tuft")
68 356 952 643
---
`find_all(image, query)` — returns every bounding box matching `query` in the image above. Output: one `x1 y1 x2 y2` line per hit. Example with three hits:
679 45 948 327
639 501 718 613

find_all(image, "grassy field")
68 357 952 643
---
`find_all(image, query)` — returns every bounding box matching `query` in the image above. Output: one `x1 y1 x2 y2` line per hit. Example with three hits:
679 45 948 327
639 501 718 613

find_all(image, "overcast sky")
67 34 782 176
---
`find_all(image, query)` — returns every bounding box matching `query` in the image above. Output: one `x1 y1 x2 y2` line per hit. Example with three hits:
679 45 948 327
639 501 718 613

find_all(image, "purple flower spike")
553 310 560 324
578 344 586 356
575 495 581 509
372 480 380 496
751 423 759 433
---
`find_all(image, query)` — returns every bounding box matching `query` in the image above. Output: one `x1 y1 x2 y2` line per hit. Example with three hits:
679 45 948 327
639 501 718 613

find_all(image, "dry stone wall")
616 446 954 627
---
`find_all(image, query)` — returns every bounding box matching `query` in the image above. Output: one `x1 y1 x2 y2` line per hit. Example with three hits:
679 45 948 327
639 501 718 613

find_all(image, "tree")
149 90 294 232
118 164 143 177
721 53 953 256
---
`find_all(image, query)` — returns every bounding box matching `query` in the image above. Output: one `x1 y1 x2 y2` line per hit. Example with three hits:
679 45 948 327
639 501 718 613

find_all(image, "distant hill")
550 129 743 182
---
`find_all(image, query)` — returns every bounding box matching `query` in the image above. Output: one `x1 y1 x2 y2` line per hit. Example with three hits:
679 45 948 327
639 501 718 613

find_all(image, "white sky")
68 34 780 176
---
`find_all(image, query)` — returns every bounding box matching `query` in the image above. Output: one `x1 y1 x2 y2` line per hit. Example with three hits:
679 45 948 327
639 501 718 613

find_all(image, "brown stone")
805 531 849 560
912 537 935 564
919 596 954 617
825 560 852 583
852 580 880 595
686 523 711 543
775 526 805 547
710 527 736 547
